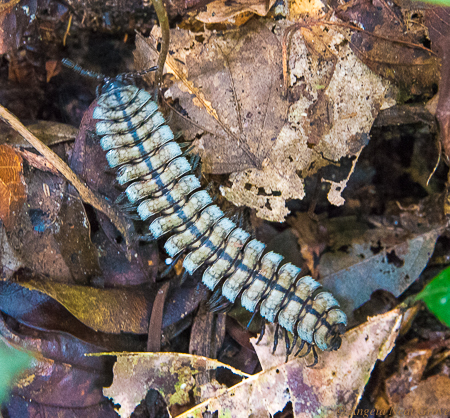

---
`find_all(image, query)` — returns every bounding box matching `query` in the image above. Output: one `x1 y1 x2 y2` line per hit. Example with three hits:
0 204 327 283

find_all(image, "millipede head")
314 309 347 351
325 323 346 351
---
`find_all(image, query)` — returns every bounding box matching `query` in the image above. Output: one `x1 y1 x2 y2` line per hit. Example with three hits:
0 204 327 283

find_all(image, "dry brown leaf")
196 0 276 24
0 144 26 230
138 22 395 221
289 0 326 19
425 6 450 163
337 0 439 96
45 60 60 83
176 309 401 417
385 342 433 405
0 121 78 148
0 224 23 279
394 375 450 417
287 212 328 275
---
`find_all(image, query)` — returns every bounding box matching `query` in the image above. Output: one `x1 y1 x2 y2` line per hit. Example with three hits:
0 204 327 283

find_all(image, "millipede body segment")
93 79 347 362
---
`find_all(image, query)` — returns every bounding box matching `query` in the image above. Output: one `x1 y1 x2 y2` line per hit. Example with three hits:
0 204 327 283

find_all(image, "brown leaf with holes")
137 22 394 222
152 20 288 175
0 144 26 230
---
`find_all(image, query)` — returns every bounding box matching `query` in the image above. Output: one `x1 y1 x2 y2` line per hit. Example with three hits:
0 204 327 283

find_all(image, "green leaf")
417 265 450 328
416 0 450 4
0 339 33 405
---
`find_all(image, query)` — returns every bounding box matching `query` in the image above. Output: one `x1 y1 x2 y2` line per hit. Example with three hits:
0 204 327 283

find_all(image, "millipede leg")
114 192 128 205
246 310 259 329
190 154 201 171
138 234 156 243
256 322 265 345
299 343 311 358
284 329 291 363
125 214 143 221
272 324 280 354
286 334 298 359
179 270 189 284
307 346 318 367
160 252 184 278
295 340 305 356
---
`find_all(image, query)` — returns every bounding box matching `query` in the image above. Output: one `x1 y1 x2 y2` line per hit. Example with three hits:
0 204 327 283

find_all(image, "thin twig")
151 0 170 89
63 13 73 47
0 104 134 257
318 19 437 56
427 140 441 187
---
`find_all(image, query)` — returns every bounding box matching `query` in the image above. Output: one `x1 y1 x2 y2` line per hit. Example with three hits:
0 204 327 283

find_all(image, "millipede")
64 59 347 366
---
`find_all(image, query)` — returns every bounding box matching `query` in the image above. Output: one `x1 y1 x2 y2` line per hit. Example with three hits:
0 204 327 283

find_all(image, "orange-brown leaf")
0 144 26 229
45 60 61 83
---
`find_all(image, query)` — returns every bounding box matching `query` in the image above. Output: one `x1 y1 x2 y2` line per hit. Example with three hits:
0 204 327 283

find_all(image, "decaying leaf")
319 222 443 320
13 276 153 334
0 224 23 279
137 21 395 221
195 0 276 24
322 148 362 207
0 313 118 416
0 144 26 230
4 166 101 284
175 309 401 417
425 6 450 162
336 0 439 96
99 352 249 417
384 341 434 405
392 375 450 417
138 21 289 175
289 0 326 19
0 0 50 55
287 212 328 275
0 121 78 148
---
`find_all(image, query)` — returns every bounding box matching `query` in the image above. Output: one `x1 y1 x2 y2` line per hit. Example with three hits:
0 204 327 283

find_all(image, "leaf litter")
174 309 402 418
0 310 118 416
136 20 396 221
97 352 250 417
195 0 277 24
318 220 444 321
0 1 449 416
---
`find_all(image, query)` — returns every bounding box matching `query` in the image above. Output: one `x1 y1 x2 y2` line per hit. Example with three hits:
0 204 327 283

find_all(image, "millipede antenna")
125 66 158 77
62 58 157 81
62 58 105 80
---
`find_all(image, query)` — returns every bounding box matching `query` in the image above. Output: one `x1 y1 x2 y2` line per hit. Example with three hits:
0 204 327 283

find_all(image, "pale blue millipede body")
92 79 348 360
